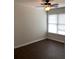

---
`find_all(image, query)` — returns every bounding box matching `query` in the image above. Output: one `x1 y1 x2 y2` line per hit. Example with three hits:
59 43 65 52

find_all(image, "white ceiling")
15 0 65 8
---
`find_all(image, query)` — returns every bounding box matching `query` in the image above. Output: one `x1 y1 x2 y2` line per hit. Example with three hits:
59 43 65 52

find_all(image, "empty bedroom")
14 0 65 59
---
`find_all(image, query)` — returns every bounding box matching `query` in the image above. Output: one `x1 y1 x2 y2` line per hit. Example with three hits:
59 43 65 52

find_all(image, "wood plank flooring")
14 39 65 59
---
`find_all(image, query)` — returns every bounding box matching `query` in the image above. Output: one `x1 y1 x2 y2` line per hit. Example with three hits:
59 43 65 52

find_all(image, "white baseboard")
14 38 45 49
47 37 64 43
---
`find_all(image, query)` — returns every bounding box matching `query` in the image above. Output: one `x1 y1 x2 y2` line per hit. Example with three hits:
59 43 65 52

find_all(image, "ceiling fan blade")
41 3 44 5
51 4 58 7
36 6 44 7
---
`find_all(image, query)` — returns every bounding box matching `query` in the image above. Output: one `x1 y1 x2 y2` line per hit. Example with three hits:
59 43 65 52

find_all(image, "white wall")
48 7 65 14
14 2 46 48
47 33 65 43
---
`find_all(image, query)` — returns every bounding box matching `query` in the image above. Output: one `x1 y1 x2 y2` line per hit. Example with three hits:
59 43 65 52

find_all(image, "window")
48 14 65 35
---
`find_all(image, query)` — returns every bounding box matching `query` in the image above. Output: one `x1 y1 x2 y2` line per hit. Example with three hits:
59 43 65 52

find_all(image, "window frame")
48 13 65 35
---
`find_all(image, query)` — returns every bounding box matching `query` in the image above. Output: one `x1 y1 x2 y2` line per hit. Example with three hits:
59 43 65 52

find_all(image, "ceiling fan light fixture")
44 5 51 11
44 3 51 5
37 0 58 11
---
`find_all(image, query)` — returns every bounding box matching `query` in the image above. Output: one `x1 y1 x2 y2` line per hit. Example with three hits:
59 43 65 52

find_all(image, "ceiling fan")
37 0 59 11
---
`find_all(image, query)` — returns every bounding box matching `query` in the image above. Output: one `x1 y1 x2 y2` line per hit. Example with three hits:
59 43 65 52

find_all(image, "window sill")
48 32 65 36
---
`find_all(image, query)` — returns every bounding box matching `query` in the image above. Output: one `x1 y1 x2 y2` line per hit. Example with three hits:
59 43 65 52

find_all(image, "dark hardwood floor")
14 39 65 59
